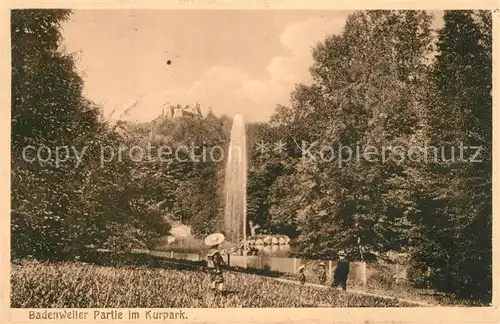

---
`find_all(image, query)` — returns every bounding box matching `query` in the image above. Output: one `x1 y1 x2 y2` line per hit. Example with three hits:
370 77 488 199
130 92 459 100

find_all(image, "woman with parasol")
204 233 226 293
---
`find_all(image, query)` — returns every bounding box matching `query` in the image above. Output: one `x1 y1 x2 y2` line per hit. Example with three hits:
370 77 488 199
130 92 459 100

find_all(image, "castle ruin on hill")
148 102 204 140
161 102 203 119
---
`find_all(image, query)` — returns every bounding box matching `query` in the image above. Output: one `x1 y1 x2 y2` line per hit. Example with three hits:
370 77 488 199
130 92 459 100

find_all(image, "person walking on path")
332 250 350 291
204 233 226 294
298 265 306 285
318 262 327 285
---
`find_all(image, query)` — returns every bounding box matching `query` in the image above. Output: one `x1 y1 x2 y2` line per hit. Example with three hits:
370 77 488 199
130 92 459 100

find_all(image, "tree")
11 10 170 258
409 10 492 302
267 11 434 260
246 122 290 234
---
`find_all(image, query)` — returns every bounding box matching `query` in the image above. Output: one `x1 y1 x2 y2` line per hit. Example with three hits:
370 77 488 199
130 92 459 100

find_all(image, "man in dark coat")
332 250 350 291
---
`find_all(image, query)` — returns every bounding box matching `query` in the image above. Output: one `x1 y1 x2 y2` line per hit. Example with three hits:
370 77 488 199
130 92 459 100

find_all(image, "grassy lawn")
11 260 420 308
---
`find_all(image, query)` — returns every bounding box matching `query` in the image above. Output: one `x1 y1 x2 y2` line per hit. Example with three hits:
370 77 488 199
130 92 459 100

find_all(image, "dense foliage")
11 9 492 303
245 10 491 302
126 111 231 238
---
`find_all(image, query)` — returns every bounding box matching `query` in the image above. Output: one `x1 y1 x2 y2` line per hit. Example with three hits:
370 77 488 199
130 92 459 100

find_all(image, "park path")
269 277 436 307
150 255 437 307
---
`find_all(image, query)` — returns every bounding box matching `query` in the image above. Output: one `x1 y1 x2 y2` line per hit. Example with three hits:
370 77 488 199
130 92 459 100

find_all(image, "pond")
160 235 297 258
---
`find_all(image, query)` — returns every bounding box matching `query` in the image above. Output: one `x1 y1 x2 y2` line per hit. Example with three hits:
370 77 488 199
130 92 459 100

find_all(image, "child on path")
298 265 306 285
205 233 226 293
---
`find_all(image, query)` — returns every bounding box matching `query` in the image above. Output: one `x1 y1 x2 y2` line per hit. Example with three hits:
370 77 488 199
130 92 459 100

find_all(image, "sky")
61 10 444 123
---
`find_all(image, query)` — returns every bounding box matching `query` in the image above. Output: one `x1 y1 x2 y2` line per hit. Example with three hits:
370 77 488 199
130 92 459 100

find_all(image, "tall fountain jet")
223 114 248 266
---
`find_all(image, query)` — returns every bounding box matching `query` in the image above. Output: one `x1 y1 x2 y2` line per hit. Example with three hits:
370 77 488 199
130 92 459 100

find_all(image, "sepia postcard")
2 1 499 324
